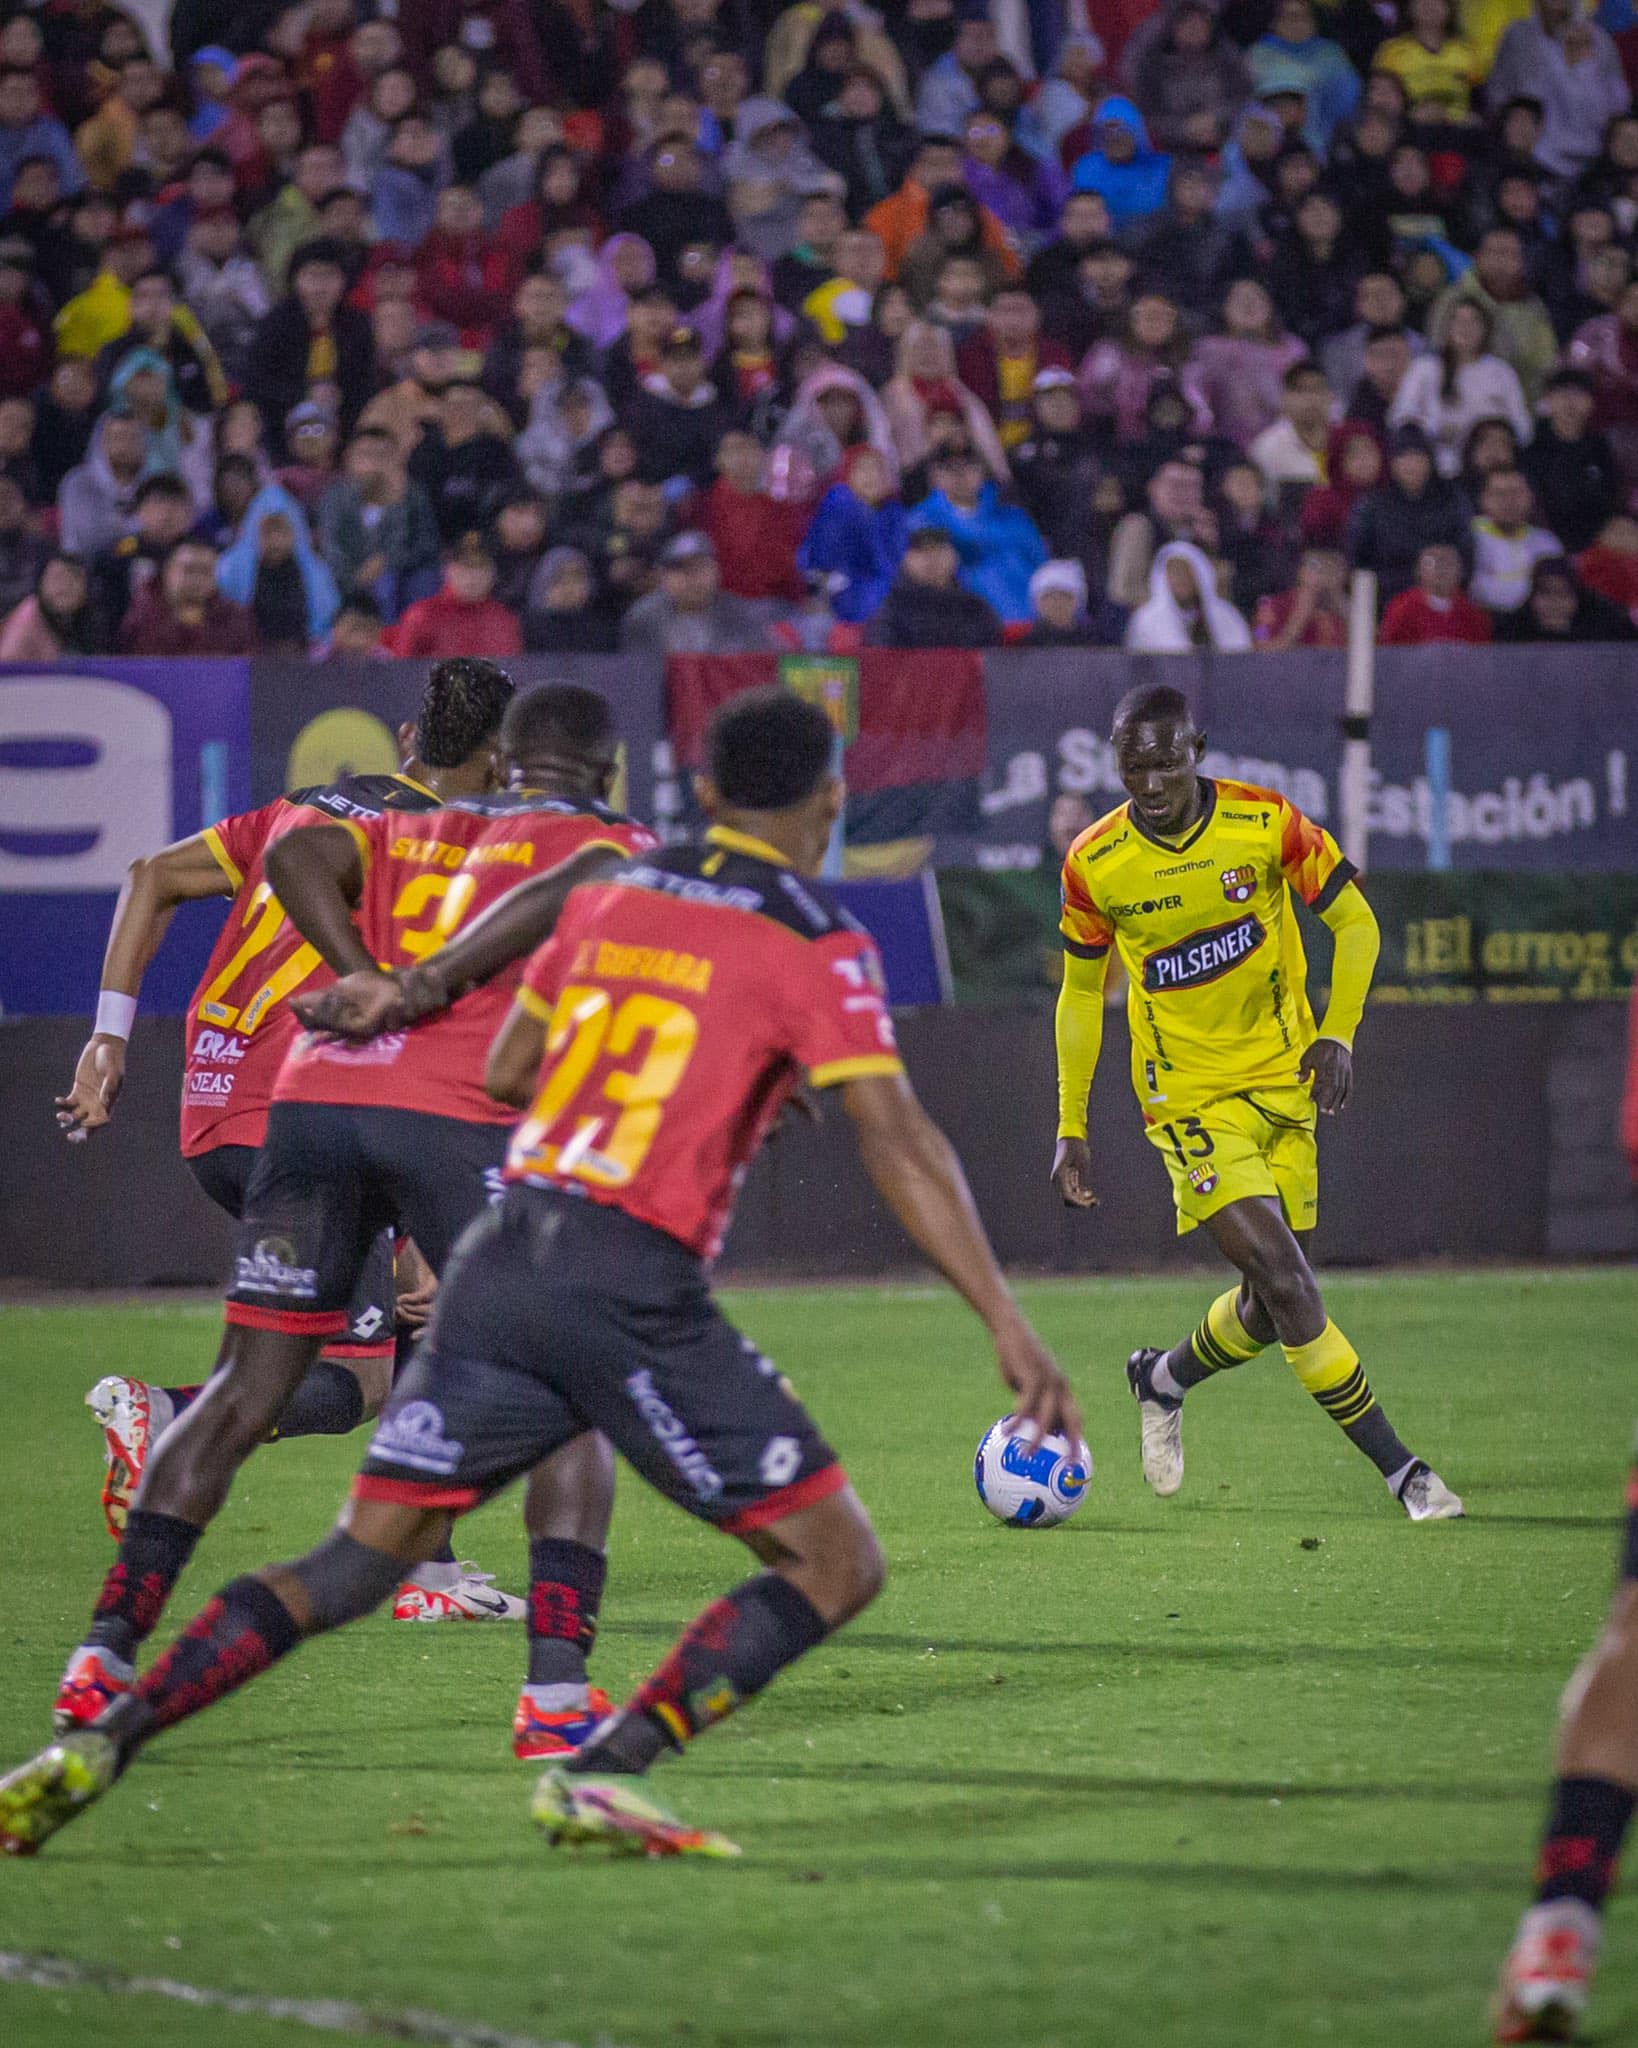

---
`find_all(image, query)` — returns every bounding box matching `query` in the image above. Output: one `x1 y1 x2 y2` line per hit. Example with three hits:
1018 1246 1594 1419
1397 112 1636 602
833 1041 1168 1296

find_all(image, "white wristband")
94 991 138 1040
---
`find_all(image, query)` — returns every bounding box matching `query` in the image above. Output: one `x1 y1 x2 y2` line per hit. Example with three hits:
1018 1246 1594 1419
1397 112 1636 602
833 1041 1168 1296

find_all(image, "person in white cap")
1022 556 1120 646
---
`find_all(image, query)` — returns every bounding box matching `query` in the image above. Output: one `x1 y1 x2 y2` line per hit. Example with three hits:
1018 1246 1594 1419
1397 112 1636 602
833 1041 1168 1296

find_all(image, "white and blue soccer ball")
974 1417 1093 1528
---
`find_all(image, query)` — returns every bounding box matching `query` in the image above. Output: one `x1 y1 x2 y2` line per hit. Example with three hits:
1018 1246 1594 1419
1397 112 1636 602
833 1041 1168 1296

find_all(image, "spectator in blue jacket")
370 113 448 248
1067 97 1172 231
0 69 84 214
217 478 340 647
797 444 909 624
1247 0 1360 153
910 445 1048 623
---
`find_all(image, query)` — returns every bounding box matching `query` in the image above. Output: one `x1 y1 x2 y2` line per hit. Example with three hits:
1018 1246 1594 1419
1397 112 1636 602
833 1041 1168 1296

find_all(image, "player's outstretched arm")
485 997 547 1107
1299 880 1381 1115
55 835 236 1139
1051 948 1109 1208
264 823 373 975
292 845 629 1040
843 1070 1082 1447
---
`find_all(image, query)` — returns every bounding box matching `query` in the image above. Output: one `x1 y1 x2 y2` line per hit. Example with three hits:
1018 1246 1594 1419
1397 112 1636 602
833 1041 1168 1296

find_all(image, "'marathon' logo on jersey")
1141 914 1267 992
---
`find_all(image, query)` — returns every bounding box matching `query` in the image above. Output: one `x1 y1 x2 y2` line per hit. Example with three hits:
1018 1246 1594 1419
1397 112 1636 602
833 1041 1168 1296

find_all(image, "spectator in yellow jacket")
1373 0 1480 119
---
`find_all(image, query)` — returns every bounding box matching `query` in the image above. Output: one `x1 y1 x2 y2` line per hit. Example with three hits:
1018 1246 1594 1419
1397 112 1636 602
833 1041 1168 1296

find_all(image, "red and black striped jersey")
276 790 658 1126
505 825 904 1259
182 772 441 1158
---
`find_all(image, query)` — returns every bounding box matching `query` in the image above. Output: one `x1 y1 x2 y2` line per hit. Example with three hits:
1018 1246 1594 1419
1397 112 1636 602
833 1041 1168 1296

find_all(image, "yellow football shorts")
1143 1087 1319 1236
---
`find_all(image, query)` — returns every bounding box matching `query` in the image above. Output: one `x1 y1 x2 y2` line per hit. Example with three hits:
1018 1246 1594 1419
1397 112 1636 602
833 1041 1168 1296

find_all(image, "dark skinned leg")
97 1500 450 1766
566 1486 886 1776
521 1434 617 1693
1151 1218 1314 1398
1203 1199 1417 1485
82 1326 324 1665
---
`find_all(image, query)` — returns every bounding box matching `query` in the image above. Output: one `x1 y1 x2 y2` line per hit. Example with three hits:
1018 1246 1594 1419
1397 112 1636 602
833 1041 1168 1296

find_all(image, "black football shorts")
220 1104 507 1342
353 1185 845 1532
190 1139 397 1354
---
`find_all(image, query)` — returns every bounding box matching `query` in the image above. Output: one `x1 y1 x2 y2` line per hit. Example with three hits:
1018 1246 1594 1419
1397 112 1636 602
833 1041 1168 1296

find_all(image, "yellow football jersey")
1059 778 1356 1120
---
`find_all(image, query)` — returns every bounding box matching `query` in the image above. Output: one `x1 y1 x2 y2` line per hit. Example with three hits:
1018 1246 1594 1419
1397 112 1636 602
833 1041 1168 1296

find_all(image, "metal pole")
1424 726 1452 872
1340 569 1376 870
821 728 845 879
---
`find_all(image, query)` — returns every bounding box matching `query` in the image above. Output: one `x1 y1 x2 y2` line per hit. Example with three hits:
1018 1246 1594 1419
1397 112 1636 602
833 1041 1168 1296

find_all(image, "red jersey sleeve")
1275 795 1354 912
785 927 904 1089
201 801 285 891
1059 836 1115 959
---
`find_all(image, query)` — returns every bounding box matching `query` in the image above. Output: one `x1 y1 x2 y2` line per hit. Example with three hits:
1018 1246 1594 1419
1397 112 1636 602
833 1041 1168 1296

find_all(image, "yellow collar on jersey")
392 771 439 800
705 824 793 869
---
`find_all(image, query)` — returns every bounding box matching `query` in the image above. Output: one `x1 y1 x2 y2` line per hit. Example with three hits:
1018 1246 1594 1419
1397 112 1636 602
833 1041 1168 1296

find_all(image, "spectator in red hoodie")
1299 423 1383 550
1575 513 1638 622
383 529 522 657
1378 542 1493 645
296 1 380 143
0 232 48 399
688 429 808 604
413 185 512 348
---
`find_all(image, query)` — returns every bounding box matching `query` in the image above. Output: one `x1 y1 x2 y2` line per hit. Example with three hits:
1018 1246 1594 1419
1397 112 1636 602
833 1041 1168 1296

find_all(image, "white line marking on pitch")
0 1951 629 2048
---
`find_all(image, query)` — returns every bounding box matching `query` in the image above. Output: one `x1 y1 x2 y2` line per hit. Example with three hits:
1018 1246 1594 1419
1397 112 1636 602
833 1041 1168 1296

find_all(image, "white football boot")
1397 1462 1465 1521
1126 1348 1184 1497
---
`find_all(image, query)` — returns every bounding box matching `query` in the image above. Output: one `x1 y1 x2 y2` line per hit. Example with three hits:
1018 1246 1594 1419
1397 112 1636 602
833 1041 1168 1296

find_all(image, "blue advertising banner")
0 661 250 1017
832 875 953 1008
977 648 1638 873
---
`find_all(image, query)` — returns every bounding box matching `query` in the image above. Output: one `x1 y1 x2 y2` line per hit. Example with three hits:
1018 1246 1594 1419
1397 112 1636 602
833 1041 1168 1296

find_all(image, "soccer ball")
973 1417 1093 1528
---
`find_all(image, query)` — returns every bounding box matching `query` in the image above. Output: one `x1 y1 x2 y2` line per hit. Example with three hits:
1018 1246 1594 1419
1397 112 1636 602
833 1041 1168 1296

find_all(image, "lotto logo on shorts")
369 1400 465 1476
1187 1165 1219 1197
1220 866 1257 904
234 1237 318 1299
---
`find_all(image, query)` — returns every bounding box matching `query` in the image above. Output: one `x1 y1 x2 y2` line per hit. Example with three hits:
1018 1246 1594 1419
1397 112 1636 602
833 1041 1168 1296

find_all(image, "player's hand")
994 1316 1083 1450
55 1034 126 1139
291 971 407 1040
394 1239 438 1332
1300 1036 1353 1115
1050 1136 1098 1209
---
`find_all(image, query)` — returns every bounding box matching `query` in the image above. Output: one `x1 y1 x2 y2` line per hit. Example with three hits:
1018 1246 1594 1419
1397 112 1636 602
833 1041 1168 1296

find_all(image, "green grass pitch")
1 1270 1634 2048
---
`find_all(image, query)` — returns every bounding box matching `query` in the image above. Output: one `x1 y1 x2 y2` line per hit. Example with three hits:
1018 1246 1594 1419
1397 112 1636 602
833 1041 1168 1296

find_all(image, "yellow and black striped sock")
1282 1321 1414 1483
1164 1288 1266 1393
1191 1288 1266 1374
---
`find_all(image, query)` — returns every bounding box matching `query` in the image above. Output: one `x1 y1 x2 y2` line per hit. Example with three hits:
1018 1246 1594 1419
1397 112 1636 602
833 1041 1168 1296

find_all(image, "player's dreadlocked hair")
1112 682 1196 738
707 687 834 810
414 658 516 768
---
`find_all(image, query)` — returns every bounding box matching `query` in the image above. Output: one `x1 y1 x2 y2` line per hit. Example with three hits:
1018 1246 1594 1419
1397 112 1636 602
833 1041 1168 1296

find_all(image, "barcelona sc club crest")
1221 865 1256 904
1187 1164 1219 1197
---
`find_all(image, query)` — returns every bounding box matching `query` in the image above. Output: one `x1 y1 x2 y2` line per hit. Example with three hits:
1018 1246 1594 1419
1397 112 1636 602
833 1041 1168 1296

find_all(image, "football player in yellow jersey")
1051 685 1462 1520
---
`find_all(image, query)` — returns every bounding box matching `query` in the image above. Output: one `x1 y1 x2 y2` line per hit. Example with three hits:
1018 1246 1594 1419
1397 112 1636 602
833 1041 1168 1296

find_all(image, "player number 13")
1159 1116 1215 1167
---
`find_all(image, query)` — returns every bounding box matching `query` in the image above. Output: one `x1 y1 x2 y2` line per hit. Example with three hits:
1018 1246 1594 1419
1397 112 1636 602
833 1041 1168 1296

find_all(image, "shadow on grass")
682 1758 1530 1805
37 1835 1527 1902
594 1619 1589 1673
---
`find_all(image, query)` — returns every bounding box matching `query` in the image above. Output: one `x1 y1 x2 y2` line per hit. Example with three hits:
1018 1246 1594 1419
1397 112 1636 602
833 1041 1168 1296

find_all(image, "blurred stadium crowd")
4 0 1638 663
